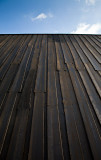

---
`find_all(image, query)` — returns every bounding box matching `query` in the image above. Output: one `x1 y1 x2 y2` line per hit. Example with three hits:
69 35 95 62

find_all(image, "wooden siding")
0 34 101 160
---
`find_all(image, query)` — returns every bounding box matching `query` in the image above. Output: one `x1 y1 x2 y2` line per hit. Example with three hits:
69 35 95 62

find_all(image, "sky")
0 0 101 34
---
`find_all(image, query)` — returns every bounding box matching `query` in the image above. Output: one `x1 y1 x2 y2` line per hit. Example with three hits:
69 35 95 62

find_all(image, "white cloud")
85 0 96 5
76 0 96 5
72 23 101 34
31 13 53 21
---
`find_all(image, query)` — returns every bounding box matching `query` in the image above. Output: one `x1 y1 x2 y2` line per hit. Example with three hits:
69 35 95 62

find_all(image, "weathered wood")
0 34 101 160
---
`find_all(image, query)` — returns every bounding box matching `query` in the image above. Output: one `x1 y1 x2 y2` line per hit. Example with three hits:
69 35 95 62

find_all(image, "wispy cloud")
31 13 53 21
76 0 96 5
85 0 96 5
72 23 101 34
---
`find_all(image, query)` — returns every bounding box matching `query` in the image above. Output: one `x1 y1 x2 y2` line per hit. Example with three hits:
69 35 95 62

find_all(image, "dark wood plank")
55 71 70 160
54 35 66 71
0 35 27 81
10 35 37 92
83 35 101 55
74 35 101 71
66 35 101 97
0 92 19 157
0 35 12 50
0 34 101 160
34 35 47 92
79 35 101 64
64 35 85 70
6 35 43 160
59 35 74 65
60 34 101 160
59 70 93 160
47 35 63 160
66 35 101 122
0 35 22 67
0 35 8 43
89 35 101 49
28 93 45 160
0 36 32 109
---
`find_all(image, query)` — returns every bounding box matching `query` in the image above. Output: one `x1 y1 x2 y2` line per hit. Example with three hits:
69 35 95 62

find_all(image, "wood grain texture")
0 34 101 160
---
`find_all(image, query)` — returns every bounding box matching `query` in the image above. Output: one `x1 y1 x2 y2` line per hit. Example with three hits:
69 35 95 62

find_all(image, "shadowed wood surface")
0 34 101 160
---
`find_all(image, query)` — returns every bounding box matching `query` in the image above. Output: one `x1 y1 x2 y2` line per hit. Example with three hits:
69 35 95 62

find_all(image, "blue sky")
0 0 101 34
